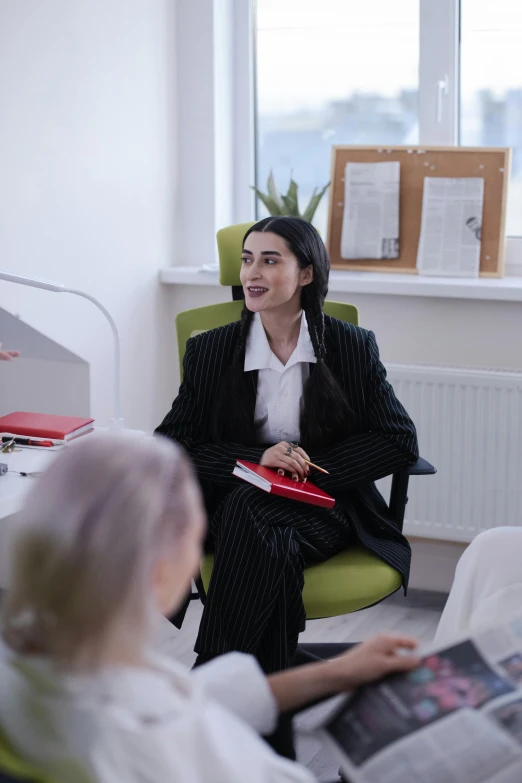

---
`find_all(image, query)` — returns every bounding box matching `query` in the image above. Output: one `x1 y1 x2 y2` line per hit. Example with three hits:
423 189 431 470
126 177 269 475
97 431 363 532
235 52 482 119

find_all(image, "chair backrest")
176 299 358 379
175 301 244 374
0 728 52 783
216 221 255 286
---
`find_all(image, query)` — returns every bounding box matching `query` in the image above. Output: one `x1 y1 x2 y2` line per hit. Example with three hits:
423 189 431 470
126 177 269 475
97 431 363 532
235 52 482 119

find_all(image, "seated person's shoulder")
182 321 242 378
187 320 241 350
324 315 372 345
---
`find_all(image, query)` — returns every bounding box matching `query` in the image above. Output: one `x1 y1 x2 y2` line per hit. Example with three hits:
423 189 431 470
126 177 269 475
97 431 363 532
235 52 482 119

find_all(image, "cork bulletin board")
326 145 511 277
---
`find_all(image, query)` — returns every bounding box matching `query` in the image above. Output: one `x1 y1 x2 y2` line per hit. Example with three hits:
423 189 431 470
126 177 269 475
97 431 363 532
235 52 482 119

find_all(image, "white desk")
0 448 59 587
0 431 146 587
0 448 59 518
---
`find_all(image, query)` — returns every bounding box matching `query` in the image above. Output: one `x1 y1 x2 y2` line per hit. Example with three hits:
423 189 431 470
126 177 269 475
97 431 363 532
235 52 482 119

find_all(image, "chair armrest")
406 456 437 476
389 455 436 531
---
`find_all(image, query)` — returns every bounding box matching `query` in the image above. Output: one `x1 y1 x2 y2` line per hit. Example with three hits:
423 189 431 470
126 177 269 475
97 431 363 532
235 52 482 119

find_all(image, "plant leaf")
301 187 317 219
281 194 300 216
302 181 330 223
284 178 299 215
251 186 283 216
266 170 284 211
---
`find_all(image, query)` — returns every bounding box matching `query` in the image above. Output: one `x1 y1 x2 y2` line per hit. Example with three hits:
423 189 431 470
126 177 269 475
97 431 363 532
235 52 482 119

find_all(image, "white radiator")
376 365 522 543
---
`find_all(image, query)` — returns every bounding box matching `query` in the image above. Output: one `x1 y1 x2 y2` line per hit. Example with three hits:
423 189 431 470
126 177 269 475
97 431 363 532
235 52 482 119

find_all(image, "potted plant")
252 171 330 224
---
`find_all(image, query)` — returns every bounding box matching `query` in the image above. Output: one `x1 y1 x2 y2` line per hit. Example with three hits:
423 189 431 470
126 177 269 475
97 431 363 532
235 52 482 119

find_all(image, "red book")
0 412 94 442
233 460 335 509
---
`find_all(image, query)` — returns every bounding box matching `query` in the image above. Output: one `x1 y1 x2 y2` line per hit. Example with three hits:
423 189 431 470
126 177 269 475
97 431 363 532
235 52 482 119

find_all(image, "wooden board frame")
326 145 511 277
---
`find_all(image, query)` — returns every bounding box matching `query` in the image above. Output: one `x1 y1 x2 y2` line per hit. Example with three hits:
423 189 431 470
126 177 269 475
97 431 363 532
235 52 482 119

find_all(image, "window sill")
159 266 522 303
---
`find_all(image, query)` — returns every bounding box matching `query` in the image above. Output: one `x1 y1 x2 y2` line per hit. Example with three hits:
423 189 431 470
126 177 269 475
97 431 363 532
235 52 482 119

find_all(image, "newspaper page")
340 162 400 260
417 177 484 278
320 616 522 783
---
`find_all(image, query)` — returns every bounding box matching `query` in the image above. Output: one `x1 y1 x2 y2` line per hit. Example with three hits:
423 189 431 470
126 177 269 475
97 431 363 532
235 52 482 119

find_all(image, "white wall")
0 0 177 432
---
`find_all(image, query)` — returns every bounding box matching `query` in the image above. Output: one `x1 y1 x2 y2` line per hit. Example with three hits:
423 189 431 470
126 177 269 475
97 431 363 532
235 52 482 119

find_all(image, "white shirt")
435 527 522 645
0 644 314 783
244 312 316 445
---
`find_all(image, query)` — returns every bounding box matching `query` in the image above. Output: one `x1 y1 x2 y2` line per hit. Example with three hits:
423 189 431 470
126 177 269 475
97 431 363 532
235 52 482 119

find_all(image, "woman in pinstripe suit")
156 216 419 674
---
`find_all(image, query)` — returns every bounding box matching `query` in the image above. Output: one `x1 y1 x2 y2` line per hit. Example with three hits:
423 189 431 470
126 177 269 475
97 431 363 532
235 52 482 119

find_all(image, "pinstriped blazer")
156 316 419 586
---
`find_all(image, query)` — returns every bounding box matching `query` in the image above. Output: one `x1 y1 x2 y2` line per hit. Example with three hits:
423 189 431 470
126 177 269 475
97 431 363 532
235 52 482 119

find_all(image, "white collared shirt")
0 643 314 783
244 312 316 445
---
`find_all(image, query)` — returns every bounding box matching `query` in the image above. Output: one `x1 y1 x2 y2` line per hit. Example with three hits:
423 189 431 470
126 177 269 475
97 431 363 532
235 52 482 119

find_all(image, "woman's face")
152 477 206 618
240 231 313 314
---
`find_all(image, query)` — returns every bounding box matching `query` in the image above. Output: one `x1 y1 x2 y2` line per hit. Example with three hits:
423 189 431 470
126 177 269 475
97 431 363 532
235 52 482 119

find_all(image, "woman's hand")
327 634 420 690
0 343 20 361
260 441 310 480
268 634 420 714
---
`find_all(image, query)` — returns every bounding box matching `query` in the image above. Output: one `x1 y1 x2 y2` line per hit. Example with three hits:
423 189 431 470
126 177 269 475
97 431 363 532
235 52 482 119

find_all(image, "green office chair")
176 222 436 624
0 728 53 783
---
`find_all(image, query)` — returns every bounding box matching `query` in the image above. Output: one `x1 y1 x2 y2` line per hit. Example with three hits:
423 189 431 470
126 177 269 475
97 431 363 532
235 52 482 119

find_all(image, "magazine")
320 617 522 783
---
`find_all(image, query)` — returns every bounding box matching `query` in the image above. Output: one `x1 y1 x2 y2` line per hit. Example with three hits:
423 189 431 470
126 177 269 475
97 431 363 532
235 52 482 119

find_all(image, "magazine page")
340 161 400 260
416 176 484 278
321 617 522 783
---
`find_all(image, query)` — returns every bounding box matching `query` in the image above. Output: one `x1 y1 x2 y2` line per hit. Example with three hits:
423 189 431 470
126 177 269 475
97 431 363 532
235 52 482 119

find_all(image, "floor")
154 590 447 782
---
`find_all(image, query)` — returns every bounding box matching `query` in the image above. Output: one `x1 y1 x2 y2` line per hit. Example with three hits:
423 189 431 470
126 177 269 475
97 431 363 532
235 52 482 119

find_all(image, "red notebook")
233 461 335 509
0 412 94 442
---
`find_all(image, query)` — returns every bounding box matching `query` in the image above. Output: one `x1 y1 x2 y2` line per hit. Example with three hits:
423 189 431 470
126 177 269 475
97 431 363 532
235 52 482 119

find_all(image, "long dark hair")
213 216 353 452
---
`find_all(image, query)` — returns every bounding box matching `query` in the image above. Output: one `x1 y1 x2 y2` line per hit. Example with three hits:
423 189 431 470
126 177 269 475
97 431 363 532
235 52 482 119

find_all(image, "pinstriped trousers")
195 484 354 673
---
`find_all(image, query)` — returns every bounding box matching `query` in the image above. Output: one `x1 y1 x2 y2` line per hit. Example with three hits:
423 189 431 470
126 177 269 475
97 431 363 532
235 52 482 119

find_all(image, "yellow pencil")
303 458 329 475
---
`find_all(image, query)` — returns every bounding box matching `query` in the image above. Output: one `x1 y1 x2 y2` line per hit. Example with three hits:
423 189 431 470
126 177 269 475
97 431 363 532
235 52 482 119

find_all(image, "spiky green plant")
252 171 330 224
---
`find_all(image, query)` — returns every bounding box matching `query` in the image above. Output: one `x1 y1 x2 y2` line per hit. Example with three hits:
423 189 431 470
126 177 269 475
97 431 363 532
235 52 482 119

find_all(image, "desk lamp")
0 270 123 430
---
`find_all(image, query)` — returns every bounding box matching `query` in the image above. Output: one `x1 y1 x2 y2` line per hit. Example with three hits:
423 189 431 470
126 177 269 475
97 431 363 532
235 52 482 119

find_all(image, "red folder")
233 460 335 509
0 412 94 442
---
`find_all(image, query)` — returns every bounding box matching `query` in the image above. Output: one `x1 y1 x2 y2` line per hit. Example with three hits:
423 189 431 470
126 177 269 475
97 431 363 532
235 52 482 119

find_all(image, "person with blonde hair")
0 433 420 783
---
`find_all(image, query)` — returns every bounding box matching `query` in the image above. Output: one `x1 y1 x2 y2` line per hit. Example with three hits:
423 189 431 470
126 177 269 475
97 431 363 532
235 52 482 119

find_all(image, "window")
254 0 522 238
460 1 522 235
255 0 419 234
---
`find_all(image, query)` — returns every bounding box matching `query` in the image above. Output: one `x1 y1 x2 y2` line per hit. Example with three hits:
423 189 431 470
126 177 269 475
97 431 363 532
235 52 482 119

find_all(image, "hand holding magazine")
320 616 522 783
